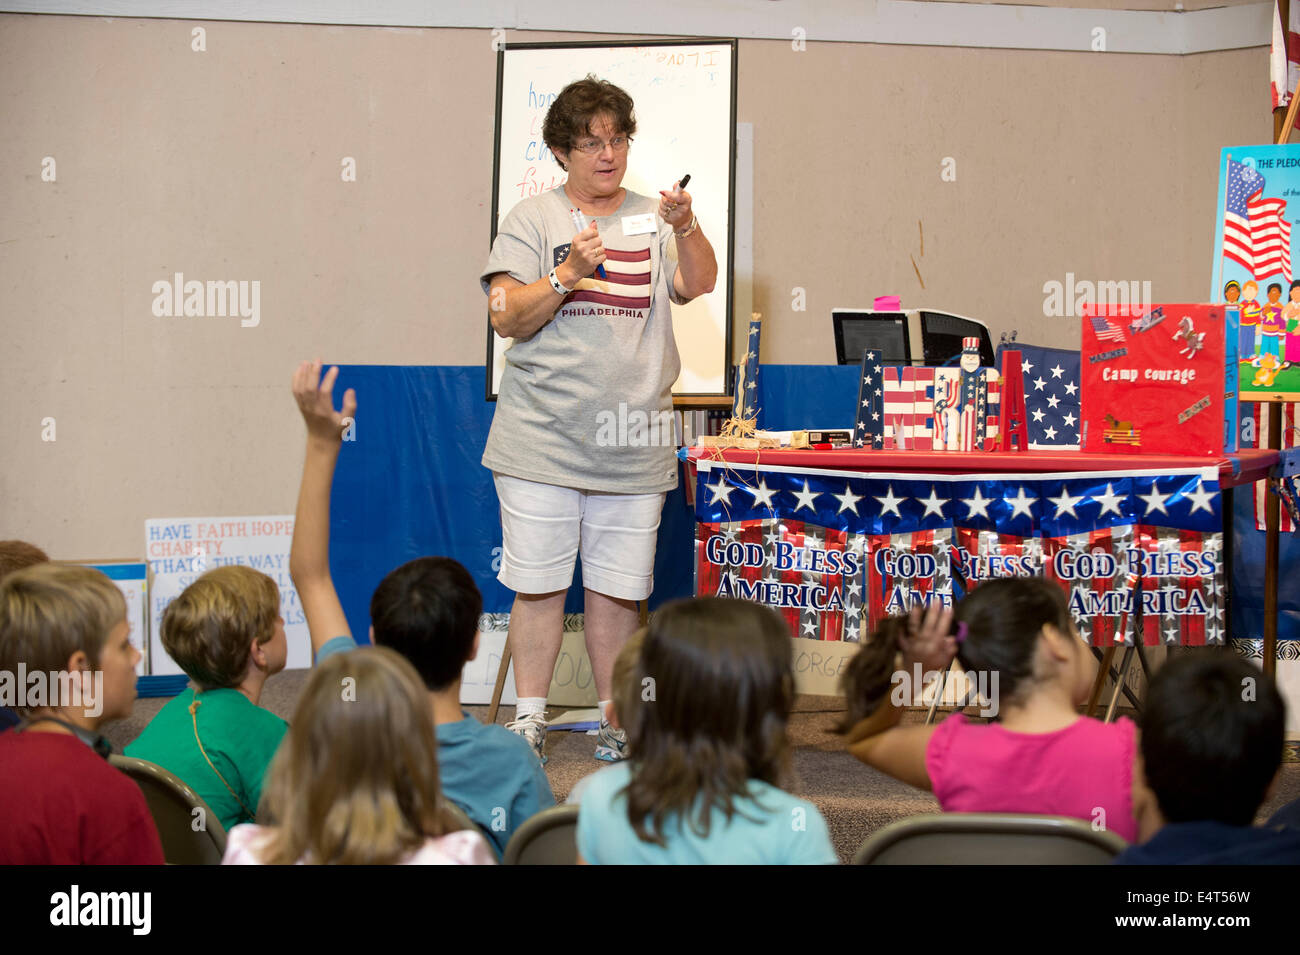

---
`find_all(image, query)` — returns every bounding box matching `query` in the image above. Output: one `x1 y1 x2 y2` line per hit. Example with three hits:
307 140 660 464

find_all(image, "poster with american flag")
693 459 1224 645
1212 146 1300 399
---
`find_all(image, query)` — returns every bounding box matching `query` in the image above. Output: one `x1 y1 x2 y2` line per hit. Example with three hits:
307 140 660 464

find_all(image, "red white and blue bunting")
693 460 1223 646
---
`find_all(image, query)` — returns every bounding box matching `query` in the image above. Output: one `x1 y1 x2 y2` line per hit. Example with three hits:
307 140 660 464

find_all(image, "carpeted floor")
106 669 1300 864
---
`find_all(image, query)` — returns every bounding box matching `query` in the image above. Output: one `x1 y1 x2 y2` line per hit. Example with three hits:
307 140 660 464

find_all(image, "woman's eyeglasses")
573 136 631 155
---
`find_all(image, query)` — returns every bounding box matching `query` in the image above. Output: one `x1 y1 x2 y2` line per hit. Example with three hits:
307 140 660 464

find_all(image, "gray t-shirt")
481 186 685 493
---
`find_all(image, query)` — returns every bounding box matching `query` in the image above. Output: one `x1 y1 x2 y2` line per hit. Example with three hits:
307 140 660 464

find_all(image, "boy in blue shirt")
1115 654 1300 865
289 360 554 857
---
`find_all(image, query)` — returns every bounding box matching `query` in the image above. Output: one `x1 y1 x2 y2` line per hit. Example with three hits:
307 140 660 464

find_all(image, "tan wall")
0 13 1274 560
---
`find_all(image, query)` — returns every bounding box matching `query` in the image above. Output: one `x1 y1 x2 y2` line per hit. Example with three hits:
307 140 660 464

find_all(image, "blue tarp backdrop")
325 364 1295 646
328 365 695 640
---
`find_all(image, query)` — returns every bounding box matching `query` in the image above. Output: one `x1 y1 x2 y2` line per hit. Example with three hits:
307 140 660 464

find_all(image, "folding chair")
502 804 580 865
110 754 228 864
852 812 1127 865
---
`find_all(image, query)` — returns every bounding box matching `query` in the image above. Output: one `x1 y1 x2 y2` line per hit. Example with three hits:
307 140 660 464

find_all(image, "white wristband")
548 268 572 295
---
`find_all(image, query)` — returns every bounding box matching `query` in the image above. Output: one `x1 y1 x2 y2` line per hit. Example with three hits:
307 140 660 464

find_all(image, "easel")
1254 65 1300 678
1082 68 1300 711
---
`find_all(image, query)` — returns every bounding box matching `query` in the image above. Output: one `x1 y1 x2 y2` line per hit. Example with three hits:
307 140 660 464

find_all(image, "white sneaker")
505 711 549 765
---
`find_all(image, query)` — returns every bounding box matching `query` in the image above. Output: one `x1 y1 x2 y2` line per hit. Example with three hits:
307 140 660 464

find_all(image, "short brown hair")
543 74 636 172
0 564 126 697
161 565 279 690
0 540 50 584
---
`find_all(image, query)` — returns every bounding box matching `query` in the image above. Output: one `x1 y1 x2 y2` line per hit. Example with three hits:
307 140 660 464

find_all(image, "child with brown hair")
840 577 1150 842
126 564 290 831
575 597 838 864
0 564 164 863
221 646 495 865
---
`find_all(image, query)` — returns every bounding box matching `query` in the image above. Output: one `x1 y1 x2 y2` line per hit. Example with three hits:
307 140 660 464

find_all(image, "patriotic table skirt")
690 455 1233 647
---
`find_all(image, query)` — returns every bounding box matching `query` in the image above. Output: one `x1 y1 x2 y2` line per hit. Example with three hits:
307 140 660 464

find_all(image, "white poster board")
487 40 736 398
145 516 310 676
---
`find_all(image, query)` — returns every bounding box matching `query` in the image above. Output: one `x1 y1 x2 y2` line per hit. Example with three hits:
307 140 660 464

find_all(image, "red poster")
1080 303 1228 455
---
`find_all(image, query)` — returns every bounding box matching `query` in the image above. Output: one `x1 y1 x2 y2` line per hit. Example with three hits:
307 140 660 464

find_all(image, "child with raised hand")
576 597 838 864
288 359 554 857
840 576 1147 843
222 646 495 865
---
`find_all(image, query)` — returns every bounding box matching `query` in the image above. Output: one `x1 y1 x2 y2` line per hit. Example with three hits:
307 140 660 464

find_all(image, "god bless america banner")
693 461 1224 646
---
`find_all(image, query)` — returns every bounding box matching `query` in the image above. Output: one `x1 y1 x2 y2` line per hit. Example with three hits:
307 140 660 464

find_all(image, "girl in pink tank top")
839 577 1148 844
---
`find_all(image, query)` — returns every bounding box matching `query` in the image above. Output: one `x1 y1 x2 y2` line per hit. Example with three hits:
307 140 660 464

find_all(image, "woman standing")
481 76 717 763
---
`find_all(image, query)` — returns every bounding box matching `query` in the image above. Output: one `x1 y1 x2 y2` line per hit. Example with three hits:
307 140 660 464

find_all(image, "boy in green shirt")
126 565 290 831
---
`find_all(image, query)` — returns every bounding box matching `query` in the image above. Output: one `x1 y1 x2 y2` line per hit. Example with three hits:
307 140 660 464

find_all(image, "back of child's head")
624 597 793 845
161 565 279 691
369 557 481 691
258 645 453 864
953 576 1073 705
840 577 1073 729
1141 654 1285 827
0 540 50 584
0 564 126 708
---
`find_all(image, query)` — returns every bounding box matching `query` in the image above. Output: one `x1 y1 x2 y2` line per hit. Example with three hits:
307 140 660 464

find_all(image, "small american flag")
999 343 1081 449
1224 158 1292 280
733 317 762 421
851 350 884 448
1089 314 1126 343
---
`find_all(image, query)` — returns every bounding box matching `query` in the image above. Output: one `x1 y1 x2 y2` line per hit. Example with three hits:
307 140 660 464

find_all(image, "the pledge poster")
145 515 309 675
693 462 1224 648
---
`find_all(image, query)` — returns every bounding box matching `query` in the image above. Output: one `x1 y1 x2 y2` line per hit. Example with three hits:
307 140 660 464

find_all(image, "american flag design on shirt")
552 242 652 315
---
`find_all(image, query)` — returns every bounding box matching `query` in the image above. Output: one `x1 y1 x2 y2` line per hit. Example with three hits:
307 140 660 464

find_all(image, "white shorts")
493 473 666 601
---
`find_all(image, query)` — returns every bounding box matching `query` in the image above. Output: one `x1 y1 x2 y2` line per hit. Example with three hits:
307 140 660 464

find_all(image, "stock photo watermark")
0 665 104 718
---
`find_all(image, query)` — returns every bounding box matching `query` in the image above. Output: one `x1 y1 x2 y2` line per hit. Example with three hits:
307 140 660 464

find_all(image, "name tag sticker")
622 213 657 236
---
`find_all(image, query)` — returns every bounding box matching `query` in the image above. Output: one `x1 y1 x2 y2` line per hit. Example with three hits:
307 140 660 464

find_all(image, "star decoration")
1063 412 1077 427
1094 482 1124 518
917 485 948 518
961 486 993 520
874 484 904 518
1032 408 1046 423
746 478 778 509
1046 394 1061 408
1063 381 1078 396
1044 426 1058 440
1021 359 1033 373
1138 481 1171 516
707 476 735 506
1048 486 1085 519
802 620 817 637
791 479 821 514
1033 376 1046 391
1184 480 1216 515
1051 364 1065 379
1005 486 1036 520
834 483 864 515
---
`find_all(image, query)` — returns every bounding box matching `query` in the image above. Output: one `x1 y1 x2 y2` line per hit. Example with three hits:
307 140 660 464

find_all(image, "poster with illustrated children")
1214 144 1300 399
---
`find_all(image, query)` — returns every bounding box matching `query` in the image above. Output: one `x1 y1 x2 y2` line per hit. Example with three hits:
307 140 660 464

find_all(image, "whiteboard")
486 40 736 399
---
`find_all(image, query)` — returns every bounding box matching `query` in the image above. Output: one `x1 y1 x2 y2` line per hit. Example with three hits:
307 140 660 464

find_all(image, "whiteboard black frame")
484 38 738 402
